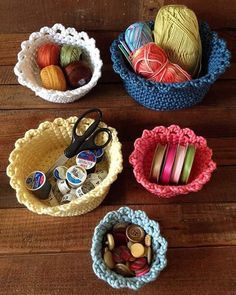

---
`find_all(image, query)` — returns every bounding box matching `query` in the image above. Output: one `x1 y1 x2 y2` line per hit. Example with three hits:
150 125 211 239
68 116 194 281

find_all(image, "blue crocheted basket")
91 206 167 290
110 22 231 111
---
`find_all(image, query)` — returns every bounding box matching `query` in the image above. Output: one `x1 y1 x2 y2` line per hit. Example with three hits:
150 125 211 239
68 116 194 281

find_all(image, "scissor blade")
45 154 69 178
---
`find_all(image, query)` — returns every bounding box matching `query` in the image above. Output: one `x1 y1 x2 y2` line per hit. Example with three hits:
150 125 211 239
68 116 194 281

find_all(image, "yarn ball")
153 5 202 77
125 22 153 52
131 42 191 83
40 65 67 91
60 45 82 68
64 61 92 88
36 43 61 69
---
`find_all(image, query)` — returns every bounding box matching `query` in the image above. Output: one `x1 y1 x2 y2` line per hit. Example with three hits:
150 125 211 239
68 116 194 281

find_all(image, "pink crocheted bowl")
129 125 216 198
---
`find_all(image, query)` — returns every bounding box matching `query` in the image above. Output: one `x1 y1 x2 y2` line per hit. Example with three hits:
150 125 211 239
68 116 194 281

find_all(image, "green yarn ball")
60 45 82 68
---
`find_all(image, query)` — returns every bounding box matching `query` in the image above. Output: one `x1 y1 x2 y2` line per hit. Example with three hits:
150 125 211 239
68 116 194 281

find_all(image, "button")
107 233 115 251
119 246 132 262
126 224 145 243
113 232 127 246
114 263 134 277
130 243 145 258
113 223 129 233
103 250 115 269
112 247 124 263
146 246 152 265
127 241 134 249
144 234 151 247
129 257 147 271
135 265 150 277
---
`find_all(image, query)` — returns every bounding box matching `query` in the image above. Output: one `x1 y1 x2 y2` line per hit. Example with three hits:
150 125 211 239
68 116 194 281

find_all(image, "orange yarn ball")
131 42 191 83
37 43 60 69
40 65 67 91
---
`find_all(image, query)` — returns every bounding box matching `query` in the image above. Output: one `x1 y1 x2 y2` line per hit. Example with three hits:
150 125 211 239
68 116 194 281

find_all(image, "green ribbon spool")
180 144 196 184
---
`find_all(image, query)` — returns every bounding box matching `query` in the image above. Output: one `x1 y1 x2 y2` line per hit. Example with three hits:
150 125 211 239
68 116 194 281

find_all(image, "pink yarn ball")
131 42 191 83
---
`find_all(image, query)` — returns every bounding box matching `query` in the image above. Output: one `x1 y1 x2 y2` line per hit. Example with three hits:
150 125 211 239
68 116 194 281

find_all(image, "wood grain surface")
1 1 236 294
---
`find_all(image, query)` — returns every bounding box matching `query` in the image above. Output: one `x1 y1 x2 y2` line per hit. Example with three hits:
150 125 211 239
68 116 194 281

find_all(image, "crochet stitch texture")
110 22 231 111
91 206 167 290
7 117 123 216
129 125 216 198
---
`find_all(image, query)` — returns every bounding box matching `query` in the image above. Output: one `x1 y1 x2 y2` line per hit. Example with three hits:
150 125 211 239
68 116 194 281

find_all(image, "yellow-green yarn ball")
153 5 202 77
60 45 82 68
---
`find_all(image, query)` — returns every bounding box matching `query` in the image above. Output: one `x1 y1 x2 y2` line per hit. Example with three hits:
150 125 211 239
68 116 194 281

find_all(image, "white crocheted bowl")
14 23 103 103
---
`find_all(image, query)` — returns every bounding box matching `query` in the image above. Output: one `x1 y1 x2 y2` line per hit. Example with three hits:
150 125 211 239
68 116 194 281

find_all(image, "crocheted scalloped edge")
14 23 103 103
110 22 231 89
129 125 216 198
6 117 123 216
91 207 167 290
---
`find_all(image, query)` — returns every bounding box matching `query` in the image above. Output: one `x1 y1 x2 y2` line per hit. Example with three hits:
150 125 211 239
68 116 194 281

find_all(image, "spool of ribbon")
153 5 202 77
131 42 191 83
125 22 153 52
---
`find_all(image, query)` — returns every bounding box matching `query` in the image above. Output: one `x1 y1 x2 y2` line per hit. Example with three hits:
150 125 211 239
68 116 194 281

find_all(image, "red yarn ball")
131 42 191 83
37 43 61 69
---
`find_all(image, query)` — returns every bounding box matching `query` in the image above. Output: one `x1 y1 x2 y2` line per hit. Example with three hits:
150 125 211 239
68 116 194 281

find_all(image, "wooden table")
0 1 236 294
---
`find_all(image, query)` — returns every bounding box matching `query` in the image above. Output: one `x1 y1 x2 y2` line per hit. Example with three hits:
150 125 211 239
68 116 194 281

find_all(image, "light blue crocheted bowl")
91 206 167 290
110 22 231 111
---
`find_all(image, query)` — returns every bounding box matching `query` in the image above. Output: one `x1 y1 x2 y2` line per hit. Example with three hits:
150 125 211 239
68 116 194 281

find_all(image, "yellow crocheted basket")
6 116 123 216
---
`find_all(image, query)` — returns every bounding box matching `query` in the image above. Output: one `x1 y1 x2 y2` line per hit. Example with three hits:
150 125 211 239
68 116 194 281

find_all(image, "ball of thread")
64 61 92 88
40 65 67 91
131 42 191 83
60 45 82 68
153 5 202 77
36 42 60 69
125 22 153 52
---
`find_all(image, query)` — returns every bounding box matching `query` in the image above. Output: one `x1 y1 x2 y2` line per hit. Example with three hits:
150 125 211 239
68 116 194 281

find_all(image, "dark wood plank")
0 30 235 66
0 0 141 33
0 247 235 294
140 0 236 29
1 108 236 173
3 136 236 172
1 80 236 110
1 0 236 33
0 204 235 254
1 165 236 209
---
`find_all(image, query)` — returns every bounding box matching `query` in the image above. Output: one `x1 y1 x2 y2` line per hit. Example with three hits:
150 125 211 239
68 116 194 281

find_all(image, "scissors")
46 108 112 178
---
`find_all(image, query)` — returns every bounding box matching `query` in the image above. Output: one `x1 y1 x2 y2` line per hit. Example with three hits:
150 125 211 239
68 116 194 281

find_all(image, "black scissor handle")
78 128 112 152
64 108 102 158
72 108 102 138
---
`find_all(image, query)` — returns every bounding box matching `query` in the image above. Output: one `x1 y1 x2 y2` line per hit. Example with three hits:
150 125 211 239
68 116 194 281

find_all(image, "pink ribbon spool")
160 144 178 184
170 144 188 184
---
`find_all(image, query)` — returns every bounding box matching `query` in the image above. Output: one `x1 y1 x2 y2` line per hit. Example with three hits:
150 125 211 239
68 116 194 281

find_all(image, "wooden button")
144 234 151 247
103 250 115 269
130 243 145 258
126 224 145 243
127 241 134 249
114 263 134 277
147 246 152 265
113 223 129 233
107 233 115 250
